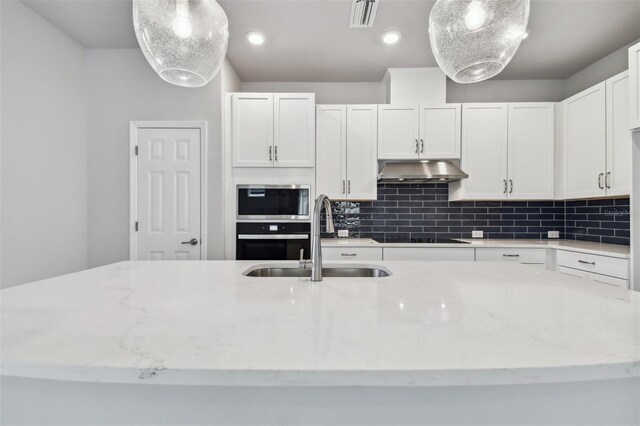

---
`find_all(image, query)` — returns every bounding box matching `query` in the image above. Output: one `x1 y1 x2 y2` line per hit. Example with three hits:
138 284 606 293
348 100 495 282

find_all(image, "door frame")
129 121 208 260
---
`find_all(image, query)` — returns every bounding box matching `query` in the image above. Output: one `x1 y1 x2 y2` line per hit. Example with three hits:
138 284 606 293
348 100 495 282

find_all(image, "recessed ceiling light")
245 32 265 45
522 29 530 40
382 31 402 45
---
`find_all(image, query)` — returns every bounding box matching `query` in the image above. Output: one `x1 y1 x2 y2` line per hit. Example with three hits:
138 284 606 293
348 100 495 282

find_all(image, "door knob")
181 238 198 246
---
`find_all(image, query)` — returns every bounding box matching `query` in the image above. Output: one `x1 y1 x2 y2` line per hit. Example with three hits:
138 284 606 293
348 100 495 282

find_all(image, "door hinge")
134 145 139 156
135 221 138 232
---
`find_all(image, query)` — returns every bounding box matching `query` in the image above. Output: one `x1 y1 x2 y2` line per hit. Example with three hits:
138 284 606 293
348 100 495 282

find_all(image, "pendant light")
428 0 530 84
133 0 229 88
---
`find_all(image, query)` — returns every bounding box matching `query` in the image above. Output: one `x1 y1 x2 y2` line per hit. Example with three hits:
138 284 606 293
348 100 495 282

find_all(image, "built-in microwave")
236 185 311 220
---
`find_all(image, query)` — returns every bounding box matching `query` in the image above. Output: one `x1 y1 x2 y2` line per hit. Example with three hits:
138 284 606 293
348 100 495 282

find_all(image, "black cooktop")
373 237 470 244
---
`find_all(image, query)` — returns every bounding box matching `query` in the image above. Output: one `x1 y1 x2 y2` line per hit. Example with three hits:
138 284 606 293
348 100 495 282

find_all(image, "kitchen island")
1 260 639 425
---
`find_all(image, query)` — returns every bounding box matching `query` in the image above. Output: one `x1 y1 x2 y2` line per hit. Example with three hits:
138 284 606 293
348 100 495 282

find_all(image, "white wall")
86 50 235 267
564 39 639 98
243 79 570 104
0 1 88 288
447 79 566 103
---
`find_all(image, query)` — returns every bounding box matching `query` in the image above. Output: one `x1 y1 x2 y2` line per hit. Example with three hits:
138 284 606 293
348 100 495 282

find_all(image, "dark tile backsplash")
322 183 630 246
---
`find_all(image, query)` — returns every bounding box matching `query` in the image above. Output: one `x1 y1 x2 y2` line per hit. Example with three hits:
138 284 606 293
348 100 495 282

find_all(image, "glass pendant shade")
428 0 530 84
133 0 229 88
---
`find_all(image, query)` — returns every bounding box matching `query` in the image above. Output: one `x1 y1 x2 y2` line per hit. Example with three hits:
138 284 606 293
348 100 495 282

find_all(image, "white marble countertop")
2 260 639 387
322 238 631 258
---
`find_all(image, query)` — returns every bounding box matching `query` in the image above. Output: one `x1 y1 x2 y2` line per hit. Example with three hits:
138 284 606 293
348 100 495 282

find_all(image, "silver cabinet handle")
341 253 357 257
503 179 507 194
509 179 513 194
274 146 278 161
269 146 273 161
578 260 596 266
420 139 424 153
414 139 419 154
503 254 520 257
181 238 198 246
598 173 604 189
342 180 346 194
347 180 351 194
605 172 611 189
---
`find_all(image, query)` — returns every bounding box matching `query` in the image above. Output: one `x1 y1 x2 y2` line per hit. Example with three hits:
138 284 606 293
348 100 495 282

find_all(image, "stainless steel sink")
243 265 391 278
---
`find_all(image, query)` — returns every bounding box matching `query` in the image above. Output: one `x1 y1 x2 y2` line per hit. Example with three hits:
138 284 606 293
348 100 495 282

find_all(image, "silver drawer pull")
578 260 596 265
341 253 357 257
503 254 520 257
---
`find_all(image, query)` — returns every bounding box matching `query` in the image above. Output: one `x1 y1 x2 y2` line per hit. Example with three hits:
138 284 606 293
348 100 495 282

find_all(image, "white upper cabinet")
274 94 315 167
419 104 462 159
377 105 419 159
629 41 640 130
346 105 378 200
507 103 555 200
562 82 607 199
232 93 274 167
450 103 555 201
451 104 509 200
316 105 377 201
316 105 347 200
232 93 315 168
605 71 631 196
378 104 462 160
561 75 631 199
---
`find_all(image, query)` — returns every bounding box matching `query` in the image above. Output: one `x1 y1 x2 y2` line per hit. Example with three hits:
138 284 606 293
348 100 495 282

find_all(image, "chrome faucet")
300 194 334 282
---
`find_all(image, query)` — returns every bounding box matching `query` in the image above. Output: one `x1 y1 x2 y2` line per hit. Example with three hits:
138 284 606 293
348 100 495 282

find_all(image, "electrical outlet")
472 230 484 238
337 229 349 238
548 230 560 239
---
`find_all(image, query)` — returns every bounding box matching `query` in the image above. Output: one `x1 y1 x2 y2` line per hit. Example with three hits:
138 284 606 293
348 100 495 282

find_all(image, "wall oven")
236 222 311 261
237 185 310 221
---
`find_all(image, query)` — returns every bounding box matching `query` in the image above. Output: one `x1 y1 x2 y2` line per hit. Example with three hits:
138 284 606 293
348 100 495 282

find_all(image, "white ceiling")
23 0 640 82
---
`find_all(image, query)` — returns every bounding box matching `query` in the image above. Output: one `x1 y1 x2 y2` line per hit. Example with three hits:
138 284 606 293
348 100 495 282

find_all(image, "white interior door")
135 128 202 260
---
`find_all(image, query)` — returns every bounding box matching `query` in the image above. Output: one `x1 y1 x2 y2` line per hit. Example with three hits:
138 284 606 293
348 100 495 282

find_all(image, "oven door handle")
237 234 309 240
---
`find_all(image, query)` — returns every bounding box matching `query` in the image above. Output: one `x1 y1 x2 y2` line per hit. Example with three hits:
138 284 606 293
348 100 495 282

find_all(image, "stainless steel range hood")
378 160 468 183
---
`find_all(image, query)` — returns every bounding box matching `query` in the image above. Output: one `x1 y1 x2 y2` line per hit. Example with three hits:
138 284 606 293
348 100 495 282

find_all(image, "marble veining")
1 260 639 387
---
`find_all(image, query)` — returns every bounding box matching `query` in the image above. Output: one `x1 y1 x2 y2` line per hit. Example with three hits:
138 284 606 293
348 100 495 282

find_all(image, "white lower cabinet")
322 247 383 261
383 247 475 261
555 250 629 289
475 248 547 264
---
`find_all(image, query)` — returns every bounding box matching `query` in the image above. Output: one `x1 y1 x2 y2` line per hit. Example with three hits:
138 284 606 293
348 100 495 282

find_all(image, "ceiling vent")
350 0 379 28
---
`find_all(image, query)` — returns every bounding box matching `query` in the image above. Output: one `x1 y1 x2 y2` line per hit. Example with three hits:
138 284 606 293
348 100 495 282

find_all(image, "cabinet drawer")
557 265 588 279
322 247 383 261
383 247 475 261
475 248 547 264
588 273 629 289
556 250 629 279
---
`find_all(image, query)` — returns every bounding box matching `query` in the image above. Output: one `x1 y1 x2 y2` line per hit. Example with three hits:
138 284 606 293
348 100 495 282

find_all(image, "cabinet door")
507 103 555 200
629 41 640 130
457 104 509 199
383 247 475 261
232 93 274 167
316 105 347 200
563 83 606 198
346 105 378 200
377 105 419 159
605 72 631 197
419 104 461 159
274 93 315 167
